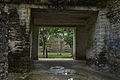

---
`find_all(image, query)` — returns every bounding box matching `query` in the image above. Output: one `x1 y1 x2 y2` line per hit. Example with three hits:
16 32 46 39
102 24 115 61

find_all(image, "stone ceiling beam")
32 9 98 27
0 0 107 7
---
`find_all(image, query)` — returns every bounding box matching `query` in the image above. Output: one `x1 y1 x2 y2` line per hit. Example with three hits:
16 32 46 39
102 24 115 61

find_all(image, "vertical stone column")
73 28 76 59
75 27 87 60
86 9 111 72
0 4 8 80
32 26 39 60
94 9 109 54
75 27 93 60
87 9 110 59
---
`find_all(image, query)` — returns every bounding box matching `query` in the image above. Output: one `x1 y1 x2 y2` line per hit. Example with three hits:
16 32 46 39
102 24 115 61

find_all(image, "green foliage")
64 29 74 48
39 35 43 46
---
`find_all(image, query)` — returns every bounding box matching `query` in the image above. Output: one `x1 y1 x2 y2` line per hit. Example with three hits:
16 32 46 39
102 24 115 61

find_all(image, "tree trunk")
59 41 62 56
71 46 73 57
43 40 45 57
46 46 48 58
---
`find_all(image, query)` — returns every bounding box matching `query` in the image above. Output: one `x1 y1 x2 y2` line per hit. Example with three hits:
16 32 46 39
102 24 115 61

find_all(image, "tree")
39 28 49 58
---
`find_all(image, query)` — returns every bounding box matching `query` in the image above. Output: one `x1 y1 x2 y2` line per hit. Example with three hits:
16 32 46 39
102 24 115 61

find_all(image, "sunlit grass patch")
38 52 72 58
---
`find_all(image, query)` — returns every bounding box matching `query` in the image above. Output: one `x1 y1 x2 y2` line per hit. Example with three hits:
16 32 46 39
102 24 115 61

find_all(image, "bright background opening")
38 27 74 59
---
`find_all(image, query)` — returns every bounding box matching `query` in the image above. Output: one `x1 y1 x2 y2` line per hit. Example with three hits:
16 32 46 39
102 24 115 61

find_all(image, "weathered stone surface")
0 0 107 7
87 0 120 77
7 5 31 73
106 0 120 77
0 3 8 80
87 9 109 60
39 38 72 53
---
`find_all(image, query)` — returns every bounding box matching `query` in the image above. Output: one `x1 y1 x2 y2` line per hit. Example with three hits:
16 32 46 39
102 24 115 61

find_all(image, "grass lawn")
38 52 73 58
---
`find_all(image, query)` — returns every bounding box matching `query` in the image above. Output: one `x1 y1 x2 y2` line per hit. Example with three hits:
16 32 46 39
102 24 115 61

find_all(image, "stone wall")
87 9 110 58
7 4 31 73
106 0 120 76
87 0 120 77
0 0 107 7
0 4 8 80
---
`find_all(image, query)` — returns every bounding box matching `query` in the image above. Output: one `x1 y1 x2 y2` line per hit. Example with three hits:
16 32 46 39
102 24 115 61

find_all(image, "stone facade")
39 38 72 53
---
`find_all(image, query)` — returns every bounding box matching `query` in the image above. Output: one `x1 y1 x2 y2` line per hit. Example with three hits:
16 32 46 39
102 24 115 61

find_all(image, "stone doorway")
31 8 98 60
32 26 76 60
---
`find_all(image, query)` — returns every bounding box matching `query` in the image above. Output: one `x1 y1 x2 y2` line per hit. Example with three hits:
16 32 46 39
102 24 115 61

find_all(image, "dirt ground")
8 59 119 80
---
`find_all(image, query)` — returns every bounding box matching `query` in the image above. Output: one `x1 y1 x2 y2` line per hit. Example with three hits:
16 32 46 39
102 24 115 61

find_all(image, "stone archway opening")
32 26 76 60
38 27 75 60
31 8 98 60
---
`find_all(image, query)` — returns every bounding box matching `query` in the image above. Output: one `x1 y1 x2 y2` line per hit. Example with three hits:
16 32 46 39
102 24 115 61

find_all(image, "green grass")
38 52 73 58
